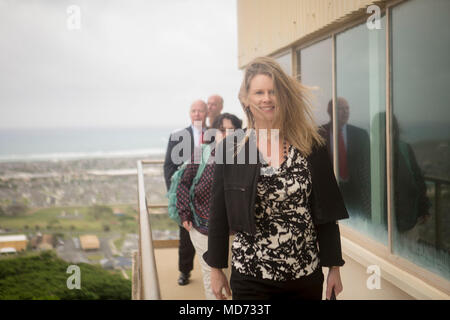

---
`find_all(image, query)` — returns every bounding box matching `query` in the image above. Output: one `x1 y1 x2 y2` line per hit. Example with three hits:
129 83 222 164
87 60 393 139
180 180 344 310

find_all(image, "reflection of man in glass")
320 97 371 220
374 112 431 236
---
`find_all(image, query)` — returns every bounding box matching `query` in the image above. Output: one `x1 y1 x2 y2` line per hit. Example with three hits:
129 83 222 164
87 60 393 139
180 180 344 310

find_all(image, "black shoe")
178 272 190 286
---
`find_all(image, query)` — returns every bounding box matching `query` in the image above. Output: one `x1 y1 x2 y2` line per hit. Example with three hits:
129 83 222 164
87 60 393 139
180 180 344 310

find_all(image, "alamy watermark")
67 5 81 31
367 5 382 30
170 123 282 168
67 265 81 289
366 265 381 290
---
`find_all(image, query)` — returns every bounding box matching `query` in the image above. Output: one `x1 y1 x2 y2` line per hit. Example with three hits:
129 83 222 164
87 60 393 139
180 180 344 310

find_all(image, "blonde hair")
238 56 324 156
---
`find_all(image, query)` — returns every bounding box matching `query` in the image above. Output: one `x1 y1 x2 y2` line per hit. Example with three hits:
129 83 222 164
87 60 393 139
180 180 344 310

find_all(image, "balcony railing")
132 159 165 300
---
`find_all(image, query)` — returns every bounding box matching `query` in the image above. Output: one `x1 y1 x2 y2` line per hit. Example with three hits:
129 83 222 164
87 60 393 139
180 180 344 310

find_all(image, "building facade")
237 0 449 299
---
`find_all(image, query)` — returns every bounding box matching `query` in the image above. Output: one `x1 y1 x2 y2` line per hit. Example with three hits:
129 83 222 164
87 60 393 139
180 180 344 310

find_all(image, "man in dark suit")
164 99 208 285
319 97 371 221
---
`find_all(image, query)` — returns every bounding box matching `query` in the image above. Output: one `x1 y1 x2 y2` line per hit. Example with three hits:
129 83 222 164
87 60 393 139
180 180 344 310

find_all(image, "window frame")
275 0 450 295
272 49 294 76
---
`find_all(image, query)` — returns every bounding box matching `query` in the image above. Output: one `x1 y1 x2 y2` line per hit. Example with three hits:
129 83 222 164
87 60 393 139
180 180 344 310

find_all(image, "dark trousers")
178 226 195 274
230 267 324 300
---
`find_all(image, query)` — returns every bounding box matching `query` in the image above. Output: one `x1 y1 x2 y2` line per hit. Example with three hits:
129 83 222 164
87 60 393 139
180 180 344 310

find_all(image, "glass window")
336 16 387 245
297 38 332 126
273 51 292 76
391 0 450 280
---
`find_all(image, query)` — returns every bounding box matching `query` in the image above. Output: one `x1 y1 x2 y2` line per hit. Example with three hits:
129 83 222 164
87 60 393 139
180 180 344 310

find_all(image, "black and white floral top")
231 145 320 281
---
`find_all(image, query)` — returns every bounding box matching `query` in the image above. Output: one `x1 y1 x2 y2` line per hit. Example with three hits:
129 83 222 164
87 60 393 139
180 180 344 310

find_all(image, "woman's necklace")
260 137 289 176
283 139 288 164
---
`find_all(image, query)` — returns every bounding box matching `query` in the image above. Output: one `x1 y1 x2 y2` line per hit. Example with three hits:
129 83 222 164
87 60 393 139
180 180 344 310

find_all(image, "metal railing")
132 159 166 300
424 175 450 250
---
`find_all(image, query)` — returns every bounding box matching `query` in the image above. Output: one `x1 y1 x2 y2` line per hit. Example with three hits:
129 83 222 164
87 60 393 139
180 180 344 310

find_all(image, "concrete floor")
324 253 413 300
154 247 413 300
155 247 207 300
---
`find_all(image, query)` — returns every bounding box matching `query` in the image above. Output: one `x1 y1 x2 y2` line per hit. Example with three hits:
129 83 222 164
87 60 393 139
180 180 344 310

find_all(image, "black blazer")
163 126 194 190
204 131 349 269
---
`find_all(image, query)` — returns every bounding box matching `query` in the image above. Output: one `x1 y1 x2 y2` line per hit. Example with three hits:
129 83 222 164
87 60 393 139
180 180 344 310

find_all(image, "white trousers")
189 228 232 300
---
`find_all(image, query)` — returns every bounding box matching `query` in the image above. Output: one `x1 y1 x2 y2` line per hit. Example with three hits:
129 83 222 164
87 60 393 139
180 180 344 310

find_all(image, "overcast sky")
0 0 244 129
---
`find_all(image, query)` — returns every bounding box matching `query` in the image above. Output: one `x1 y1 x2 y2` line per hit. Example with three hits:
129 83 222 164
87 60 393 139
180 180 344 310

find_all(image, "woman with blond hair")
203 56 349 300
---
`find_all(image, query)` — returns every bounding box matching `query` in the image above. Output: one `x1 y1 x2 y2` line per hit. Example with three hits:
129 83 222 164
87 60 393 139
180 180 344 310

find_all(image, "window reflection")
375 112 432 233
391 0 450 280
335 15 387 244
297 0 450 282
273 51 292 76
320 98 371 221
297 38 332 126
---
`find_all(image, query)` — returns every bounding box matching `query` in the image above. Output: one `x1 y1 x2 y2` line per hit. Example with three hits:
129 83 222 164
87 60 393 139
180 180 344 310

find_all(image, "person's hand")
326 266 343 299
182 220 192 231
211 268 231 300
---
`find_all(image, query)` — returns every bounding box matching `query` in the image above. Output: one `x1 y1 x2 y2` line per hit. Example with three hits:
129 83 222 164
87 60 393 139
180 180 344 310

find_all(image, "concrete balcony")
134 159 448 300
152 245 413 300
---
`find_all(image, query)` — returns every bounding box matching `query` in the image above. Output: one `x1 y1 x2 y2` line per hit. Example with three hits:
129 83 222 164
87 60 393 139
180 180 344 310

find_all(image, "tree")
0 251 131 300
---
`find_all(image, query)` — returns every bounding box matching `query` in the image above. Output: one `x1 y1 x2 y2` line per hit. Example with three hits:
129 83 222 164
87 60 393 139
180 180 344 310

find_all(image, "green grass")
148 213 179 231
113 234 126 252
0 204 179 245
0 204 139 235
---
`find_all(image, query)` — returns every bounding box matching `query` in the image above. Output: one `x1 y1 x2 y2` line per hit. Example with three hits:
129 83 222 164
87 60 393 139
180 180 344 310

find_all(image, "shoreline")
0 149 166 164
0 153 166 180
1 167 164 181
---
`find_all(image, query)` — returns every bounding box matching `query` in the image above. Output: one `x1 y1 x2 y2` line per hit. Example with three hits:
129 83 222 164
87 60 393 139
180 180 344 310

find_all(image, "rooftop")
0 234 27 243
79 235 100 250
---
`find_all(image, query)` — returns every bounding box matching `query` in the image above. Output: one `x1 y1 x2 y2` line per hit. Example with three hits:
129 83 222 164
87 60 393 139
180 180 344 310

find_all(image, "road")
56 237 89 264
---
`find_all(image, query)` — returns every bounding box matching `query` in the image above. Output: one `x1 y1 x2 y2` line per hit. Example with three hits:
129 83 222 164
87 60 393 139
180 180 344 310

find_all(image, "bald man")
163 99 207 286
207 95 224 127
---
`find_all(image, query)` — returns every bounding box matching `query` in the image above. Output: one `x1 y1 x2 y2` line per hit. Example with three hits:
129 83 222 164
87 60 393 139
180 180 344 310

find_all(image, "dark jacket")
163 126 195 190
163 125 214 190
204 131 349 269
320 122 371 219
394 141 430 232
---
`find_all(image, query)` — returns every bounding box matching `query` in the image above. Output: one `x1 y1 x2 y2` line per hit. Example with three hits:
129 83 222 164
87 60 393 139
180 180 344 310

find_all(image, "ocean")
0 124 449 163
0 127 177 162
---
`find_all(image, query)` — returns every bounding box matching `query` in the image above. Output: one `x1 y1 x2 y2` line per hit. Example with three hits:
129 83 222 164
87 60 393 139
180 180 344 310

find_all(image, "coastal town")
0 154 168 208
0 154 179 278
